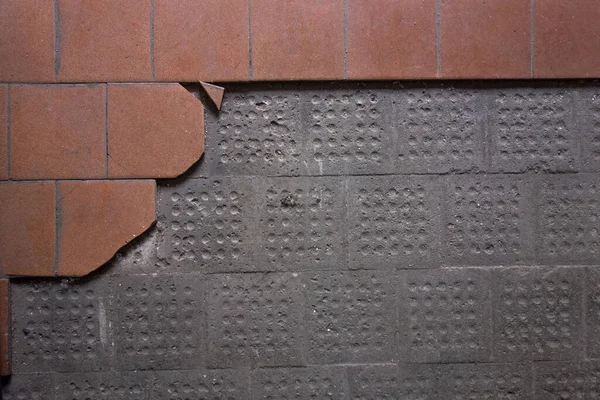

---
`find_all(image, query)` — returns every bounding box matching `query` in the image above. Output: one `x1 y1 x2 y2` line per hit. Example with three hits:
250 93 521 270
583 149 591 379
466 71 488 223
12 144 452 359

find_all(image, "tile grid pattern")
5 84 600 399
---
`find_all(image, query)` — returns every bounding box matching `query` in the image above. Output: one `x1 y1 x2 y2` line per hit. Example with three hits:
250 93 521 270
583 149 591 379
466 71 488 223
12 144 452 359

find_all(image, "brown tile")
347 0 437 79
10 85 106 180
154 0 249 82
0 279 9 376
200 81 225 110
0 182 56 277
0 86 7 180
251 0 345 80
0 0 55 82
57 0 152 82
440 0 531 78
534 0 600 78
57 180 156 277
108 84 204 178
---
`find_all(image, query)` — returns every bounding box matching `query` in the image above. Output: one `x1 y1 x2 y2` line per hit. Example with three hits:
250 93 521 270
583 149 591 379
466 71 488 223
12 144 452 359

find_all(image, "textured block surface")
492 266 584 361
444 175 534 265
1 373 55 400
11 277 110 373
111 274 204 370
585 267 600 358
55 371 151 400
157 177 255 273
251 366 347 400
347 175 442 269
152 369 250 399
207 273 305 368
398 268 491 363
534 361 600 399
305 271 396 364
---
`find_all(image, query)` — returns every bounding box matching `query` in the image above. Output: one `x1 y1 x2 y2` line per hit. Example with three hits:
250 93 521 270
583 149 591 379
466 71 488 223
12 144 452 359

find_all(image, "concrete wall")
3 82 600 399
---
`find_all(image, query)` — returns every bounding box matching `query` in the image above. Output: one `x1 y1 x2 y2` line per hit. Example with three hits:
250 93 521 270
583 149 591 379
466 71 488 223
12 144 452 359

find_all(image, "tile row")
5 361 598 400
9 266 600 373
0 83 203 180
1 0 599 82
195 86 600 177
131 174 600 274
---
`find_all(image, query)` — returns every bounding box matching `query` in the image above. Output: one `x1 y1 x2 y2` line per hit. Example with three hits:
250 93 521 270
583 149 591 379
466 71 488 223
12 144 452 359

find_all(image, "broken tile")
0 182 55 277
108 84 204 178
200 81 225 110
10 84 107 180
57 180 156 277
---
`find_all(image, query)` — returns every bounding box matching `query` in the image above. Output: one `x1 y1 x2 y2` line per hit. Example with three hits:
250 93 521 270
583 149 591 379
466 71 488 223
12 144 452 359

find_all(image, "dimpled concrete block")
152 369 250 399
534 361 600 399
580 88 600 171
1 373 55 400
11 277 110 373
256 177 346 271
157 177 255 273
489 88 578 172
205 89 303 176
438 363 532 399
537 174 600 264
398 268 491 363
492 266 584 361
55 371 151 400
111 274 205 370
305 271 396 364
301 88 392 176
207 273 305 368
392 88 485 173
444 174 535 265
347 175 442 269
251 366 347 400
585 267 600 358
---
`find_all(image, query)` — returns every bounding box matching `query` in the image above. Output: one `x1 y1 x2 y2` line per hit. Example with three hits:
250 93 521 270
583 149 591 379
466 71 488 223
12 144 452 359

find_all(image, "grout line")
54 181 61 276
6 85 10 180
530 0 535 78
150 0 155 80
54 0 61 80
436 0 441 77
105 84 109 178
248 0 253 80
343 0 348 79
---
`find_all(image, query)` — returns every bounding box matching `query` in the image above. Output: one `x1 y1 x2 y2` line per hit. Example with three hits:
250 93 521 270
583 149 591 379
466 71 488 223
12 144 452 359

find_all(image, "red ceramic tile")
200 81 225 110
440 0 531 78
0 86 7 180
57 180 156 277
0 182 56 277
154 0 249 82
347 0 437 79
250 0 345 80
57 0 152 82
0 279 9 376
108 84 204 178
10 85 106 180
0 0 55 82
534 0 600 78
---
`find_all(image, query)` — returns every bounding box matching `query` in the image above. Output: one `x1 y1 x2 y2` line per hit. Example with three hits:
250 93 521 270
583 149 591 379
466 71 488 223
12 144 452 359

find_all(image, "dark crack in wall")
3 81 600 399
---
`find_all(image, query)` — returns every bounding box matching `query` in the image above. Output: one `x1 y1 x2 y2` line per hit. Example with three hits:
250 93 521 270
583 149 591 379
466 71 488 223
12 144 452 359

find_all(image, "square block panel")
347 175 443 269
534 361 600 399
438 363 532 399
579 88 600 172
301 89 393 175
492 267 584 361
585 268 600 358
444 174 535 265
488 88 578 172
537 174 600 264
204 90 303 176
11 277 110 373
207 273 305 368
152 369 249 399
251 366 347 400
157 177 256 273
398 268 492 363
392 88 486 173
1 373 55 400
55 371 151 400
305 271 396 364
111 274 205 370
255 177 347 271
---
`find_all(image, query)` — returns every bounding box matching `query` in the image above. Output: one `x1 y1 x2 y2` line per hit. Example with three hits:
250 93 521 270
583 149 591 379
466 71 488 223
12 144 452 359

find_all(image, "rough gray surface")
5 82 600 399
